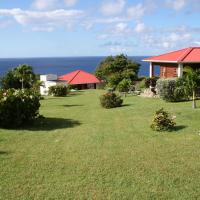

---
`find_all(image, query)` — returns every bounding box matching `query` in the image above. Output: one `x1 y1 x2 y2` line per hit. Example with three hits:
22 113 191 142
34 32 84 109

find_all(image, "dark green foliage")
178 67 200 108
156 78 188 102
0 89 40 128
48 85 68 97
117 79 131 93
100 92 123 109
1 64 37 89
151 108 176 131
156 79 177 102
95 54 140 89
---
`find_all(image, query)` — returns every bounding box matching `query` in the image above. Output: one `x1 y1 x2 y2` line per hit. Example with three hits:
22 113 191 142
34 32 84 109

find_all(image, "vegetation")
178 67 200 109
48 85 68 97
0 90 200 199
95 54 140 89
0 89 40 128
151 108 176 131
156 78 188 102
1 90 200 199
1 64 38 90
100 92 123 108
117 78 131 93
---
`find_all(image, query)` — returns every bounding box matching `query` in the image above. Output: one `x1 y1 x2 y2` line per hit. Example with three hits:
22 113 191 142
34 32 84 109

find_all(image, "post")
149 62 154 78
177 63 183 78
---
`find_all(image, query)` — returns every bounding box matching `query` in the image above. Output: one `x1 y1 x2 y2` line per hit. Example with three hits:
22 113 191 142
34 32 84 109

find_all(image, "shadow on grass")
174 125 187 131
0 151 9 155
62 104 84 107
121 104 132 107
6 118 81 131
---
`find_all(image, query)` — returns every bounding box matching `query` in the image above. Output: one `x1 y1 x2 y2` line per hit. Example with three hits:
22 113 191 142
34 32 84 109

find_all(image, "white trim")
143 59 200 64
178 63 183 77
143 60 178 63
149 62 153 78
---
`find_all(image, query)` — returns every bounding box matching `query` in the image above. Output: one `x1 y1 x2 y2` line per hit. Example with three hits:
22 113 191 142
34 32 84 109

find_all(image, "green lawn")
1 90 200 200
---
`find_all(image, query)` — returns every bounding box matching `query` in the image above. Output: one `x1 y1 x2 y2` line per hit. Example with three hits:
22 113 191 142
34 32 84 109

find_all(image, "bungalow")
59 70 101 90
40 74 67 95
143 47 200 78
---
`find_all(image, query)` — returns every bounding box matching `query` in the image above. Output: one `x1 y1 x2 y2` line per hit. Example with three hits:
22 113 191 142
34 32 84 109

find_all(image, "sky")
0 0 200 57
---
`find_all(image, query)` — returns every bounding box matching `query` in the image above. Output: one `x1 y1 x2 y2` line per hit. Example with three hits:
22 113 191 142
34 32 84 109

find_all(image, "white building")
40 74 67 95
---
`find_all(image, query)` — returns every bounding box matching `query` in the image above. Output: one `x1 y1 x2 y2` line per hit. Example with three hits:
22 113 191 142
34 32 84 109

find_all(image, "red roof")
59 70 101 85
143 47 200 63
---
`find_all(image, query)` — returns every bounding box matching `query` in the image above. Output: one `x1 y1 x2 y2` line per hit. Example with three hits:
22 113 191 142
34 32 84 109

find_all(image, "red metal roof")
59 70 101 85
143 47 200 63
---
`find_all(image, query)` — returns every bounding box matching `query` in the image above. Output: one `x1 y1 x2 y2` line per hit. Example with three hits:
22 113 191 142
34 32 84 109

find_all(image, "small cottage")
59 70 101 90
40 74 67 95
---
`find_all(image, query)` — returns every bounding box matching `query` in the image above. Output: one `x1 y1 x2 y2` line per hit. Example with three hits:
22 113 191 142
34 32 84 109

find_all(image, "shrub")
48 85 68 97
100 92 123 109
156 78 188 102
0 89 40 128
151 108 176 131
117 79 132 93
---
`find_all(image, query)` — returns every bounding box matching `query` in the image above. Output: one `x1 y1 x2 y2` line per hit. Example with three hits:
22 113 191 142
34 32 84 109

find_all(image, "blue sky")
0 0 199 57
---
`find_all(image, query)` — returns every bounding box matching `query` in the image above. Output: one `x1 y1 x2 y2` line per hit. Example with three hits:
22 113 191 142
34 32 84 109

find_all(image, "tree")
95 54 140 89
179 67 200 109
1 64 37 90
117 79 131 96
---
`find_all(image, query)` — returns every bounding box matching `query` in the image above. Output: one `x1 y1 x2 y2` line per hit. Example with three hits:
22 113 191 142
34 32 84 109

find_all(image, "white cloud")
127 4 146 19
134 22 146 33
114 22 128 34
143 32 192 49
109 45 132 54
32 0 58 10
100 0 126 16
0 8 85 29
194 41 200 46
64 0 78 7
31 27 55 32
166 0 187 10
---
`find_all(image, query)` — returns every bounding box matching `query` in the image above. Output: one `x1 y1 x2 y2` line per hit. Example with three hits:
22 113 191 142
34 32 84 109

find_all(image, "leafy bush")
117 79 131 92
156 78 188 102
48 85 68 97
0 89 40 128
151 108 176 131
100 92 123 109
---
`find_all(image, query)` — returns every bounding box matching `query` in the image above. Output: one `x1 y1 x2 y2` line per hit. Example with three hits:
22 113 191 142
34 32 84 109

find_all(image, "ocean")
0 56 160 77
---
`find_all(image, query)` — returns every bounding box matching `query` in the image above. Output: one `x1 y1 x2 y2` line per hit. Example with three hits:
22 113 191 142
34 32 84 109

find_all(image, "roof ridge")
68 70 80 84
177 47 194 62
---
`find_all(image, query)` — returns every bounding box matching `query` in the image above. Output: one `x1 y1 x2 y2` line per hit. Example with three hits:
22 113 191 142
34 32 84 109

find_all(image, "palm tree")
14 65 35 89
183 67 200 109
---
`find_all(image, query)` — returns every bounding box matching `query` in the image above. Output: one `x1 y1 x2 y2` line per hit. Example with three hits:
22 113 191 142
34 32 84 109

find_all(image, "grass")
1 90 200 199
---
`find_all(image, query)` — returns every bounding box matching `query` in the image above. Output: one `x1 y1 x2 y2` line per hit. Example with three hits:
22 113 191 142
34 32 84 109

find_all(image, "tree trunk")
22 78 24 90
192 90 196 109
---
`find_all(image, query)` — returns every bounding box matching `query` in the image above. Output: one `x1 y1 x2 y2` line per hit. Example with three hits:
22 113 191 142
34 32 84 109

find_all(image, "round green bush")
0 89 40 128
100 92 123 109
48 85 68 97
151 108 176 131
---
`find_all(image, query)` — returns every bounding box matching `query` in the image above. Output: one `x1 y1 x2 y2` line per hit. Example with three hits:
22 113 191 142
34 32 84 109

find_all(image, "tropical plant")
95 54 140 89
100 92 123 109
117 79 132 93
1 64 37 89
151 108 176 131
48 85 68 97
0 89 40 128
180 67 200 109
